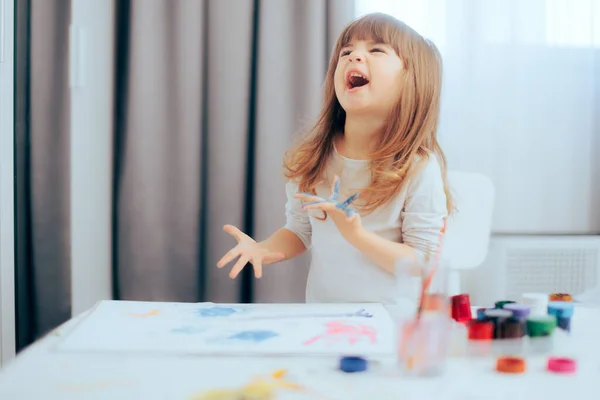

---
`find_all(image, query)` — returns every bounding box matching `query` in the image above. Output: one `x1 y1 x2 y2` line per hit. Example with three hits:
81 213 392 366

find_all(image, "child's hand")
217 225 285 279
294 176 363 239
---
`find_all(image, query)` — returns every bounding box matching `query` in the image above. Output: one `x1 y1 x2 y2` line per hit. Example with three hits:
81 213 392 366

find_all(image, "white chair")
443 171 495 295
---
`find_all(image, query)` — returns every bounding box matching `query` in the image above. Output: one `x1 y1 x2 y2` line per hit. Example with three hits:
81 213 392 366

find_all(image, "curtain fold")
15 0 71 349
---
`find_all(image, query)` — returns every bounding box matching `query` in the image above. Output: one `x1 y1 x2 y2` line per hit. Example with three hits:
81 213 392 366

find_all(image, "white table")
0 304 599 400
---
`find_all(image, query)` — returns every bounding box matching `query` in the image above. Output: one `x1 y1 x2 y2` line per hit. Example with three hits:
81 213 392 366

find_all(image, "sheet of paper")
55 300 395 356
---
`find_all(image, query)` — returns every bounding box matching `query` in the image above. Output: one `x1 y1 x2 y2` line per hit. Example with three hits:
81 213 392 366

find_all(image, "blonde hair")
283 13 453 216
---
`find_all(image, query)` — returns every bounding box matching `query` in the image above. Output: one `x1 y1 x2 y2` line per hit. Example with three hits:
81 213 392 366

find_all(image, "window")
355 0 600 48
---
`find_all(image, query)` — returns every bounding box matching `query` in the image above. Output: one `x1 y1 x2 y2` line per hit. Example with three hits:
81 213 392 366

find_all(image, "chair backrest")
443 171 495 270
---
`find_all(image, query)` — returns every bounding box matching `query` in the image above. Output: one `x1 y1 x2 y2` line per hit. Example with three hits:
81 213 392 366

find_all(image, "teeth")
349 72 366 79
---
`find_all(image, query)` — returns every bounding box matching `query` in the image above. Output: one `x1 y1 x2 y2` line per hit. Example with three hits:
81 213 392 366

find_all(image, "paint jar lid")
484 309 512 319
496 356 526 374
451 294 472 323
339 356 367 373
476 307 488 320
526 315 557 337
495 300 516 309
549 293 572 302
521 292 548 306
503 303 531 318
467 319 494 340
547 357 576 374
548 301 574 319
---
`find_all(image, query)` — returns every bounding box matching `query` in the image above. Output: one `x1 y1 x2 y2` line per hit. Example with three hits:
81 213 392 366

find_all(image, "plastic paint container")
502 303 531 335
493 318 526 356
526 315 557 353
484 308 513 339
547 301 574 332
466 319 494 357
521 293 548 316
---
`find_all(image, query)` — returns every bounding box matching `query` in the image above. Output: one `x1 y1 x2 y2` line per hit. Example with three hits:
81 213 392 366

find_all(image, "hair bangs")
339 13 405 52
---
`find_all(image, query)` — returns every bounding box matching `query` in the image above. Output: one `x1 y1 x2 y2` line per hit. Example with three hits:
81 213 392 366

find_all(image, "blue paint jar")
547 301 574 333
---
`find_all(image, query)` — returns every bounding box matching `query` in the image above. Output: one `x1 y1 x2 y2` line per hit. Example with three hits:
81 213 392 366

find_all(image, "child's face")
334 39 404 118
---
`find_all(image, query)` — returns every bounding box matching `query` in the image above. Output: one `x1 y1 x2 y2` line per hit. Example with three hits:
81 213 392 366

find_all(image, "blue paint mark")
197 306 238 317
228 330 278 342
171 326 204 334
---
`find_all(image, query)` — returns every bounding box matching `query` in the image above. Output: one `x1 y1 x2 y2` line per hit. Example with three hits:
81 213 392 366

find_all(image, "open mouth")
346 72 370 90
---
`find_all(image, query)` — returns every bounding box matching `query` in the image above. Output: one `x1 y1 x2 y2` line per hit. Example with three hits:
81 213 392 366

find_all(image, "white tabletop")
0 304 599 400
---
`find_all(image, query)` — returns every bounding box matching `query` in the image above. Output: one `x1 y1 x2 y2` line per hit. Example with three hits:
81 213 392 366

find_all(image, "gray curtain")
16 0 355 350
15 0 71 349
115 0 355 303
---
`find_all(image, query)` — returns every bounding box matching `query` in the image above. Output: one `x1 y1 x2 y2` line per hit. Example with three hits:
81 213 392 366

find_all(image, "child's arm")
260 180 312 260
257 227 307 261
344 155 447 274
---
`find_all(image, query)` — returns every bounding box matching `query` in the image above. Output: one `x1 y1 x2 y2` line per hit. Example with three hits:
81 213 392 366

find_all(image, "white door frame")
0 0 16 366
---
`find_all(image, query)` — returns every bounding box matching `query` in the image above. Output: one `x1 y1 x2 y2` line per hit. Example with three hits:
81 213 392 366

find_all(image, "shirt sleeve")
400 154 448 262
283 181 312 248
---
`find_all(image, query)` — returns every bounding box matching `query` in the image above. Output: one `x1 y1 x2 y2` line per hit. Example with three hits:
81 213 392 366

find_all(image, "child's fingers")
217 246 240 268
301 203 335 212
251 256 263 279
294 193 323 202
223 224 250 242
229 254 251 279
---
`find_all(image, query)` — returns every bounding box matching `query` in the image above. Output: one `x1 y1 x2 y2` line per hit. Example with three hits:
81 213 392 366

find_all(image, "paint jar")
493 318 526 356
521 292 548 317
483 308 512 339
502 303 531 335
447 294 471 357
466 319 494 357
526 315 557 354
547 301 574 333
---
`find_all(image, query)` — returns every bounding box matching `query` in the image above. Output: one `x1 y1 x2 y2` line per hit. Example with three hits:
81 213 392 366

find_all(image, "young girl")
217 12 453 304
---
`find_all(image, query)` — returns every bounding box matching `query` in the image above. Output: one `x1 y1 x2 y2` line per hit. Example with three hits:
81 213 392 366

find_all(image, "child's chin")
340 101 373 114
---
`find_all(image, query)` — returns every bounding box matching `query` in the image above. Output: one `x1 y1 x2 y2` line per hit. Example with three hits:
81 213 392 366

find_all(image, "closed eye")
370 47 386 53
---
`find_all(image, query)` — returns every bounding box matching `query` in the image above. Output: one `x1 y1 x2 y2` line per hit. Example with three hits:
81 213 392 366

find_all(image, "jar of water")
395 257 451 377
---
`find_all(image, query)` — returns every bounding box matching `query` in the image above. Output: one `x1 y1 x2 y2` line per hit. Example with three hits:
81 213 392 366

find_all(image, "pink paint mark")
303 321 377 346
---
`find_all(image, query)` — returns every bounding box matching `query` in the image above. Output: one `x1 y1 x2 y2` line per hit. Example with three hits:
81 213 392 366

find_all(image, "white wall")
70 0 115 316
0 0 16 366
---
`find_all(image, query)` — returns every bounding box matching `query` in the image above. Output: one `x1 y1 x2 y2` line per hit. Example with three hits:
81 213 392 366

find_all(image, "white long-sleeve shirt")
284 149 447 304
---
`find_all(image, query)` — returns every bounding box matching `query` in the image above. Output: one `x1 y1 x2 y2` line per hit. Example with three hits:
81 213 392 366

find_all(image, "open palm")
216 225 285 279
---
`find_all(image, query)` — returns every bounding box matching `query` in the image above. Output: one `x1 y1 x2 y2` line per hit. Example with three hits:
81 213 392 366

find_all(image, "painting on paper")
56 300 395 356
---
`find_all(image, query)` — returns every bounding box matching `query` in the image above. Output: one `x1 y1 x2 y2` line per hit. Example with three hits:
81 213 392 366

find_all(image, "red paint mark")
303 321 377 346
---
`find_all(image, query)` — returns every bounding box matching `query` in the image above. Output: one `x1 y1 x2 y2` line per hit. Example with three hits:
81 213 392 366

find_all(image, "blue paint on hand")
197 306 238 317
298 176 360 218
228 330 278 342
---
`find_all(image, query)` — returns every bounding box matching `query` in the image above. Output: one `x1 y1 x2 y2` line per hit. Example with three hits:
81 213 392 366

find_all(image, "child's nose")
349 54 363 62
